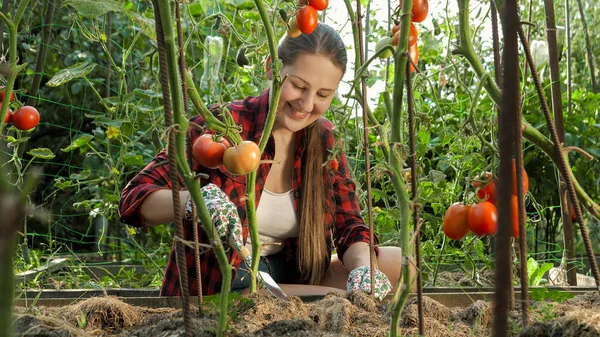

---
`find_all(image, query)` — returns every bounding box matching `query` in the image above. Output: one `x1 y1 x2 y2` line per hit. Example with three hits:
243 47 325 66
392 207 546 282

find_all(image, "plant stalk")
575 0 597 92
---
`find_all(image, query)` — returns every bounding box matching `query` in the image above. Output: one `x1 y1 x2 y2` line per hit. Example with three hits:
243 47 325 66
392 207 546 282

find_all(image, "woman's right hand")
185 184 244 252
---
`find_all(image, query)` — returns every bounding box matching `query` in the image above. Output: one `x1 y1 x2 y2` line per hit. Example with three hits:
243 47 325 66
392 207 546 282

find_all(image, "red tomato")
443 202 471 240
476 179 497 204
296 6 318 35
0 86 15 102
308 0 328 11
511 195 523 238
2 104 13 124
399 0 429 23
467 201 498 237
192 134 230 169
12 106 40 131
408 41 419 72
512 158 529 195
569 203 577 222
392 22 418 47
329 159 339 171
223 141 261 175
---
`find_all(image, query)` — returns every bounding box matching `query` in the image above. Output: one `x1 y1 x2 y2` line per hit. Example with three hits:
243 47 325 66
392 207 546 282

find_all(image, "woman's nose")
298 92 314 113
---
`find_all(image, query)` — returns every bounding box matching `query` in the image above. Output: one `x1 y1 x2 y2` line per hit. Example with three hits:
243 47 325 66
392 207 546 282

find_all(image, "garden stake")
543 0 577 287
406 55 424 336
355 0 377 299
455 0 600 221
575 0 597 93
494 0 520 335
565 0 572 117
490 1 515 311
151 2 192 336
176 2 203 306
517 25 600 293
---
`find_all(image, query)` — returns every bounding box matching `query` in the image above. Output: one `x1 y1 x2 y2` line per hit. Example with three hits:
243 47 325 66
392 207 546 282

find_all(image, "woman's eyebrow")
289 75 336 92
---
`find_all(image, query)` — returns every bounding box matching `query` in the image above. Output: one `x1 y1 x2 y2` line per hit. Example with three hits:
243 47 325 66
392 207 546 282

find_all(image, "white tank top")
246 188 299 256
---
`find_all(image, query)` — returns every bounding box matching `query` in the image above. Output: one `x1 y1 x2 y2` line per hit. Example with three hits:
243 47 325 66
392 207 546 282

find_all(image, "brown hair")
278 23 347 284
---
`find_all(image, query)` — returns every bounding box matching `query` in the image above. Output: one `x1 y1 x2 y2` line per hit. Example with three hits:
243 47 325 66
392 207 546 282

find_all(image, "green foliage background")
4 0 599 290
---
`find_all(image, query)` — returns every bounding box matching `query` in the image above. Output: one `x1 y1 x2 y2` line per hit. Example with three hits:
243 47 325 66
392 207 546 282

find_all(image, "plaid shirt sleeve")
320 118 379 263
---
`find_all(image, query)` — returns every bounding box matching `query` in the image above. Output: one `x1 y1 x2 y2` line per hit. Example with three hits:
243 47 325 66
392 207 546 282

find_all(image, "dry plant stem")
406 60 424 335
494 0 520 335
454 0 600 221
175 2 203 305
27 0 55 106
543 0 577 287
0 0 30 133
517 26 600 292
243 0 283 293
575 0 597 93
152 2 193 336
354 0 377 300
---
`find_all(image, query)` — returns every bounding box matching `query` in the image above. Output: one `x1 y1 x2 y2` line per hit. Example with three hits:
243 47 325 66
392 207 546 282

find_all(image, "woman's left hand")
346 265 392 301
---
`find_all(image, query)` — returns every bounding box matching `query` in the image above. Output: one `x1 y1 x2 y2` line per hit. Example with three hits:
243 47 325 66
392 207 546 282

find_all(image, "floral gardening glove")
346 265 392 301
184 184 246 262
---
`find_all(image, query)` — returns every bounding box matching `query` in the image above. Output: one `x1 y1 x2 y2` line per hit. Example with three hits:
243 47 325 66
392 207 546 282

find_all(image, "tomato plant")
375 37 394 59
296 6 318 35
192 134 231 169
223 141 261 175
443 202 471 240
0 86 15 102
308 0 328 11
467 201 497 237
12 105 40 131
392 22 418 47
2 104 12 124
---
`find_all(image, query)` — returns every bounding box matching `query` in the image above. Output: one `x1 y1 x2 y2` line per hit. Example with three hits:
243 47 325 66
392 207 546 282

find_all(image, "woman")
119 23 402 300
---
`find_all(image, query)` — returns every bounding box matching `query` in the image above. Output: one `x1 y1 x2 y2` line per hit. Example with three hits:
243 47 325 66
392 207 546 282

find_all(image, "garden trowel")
237 245 289 300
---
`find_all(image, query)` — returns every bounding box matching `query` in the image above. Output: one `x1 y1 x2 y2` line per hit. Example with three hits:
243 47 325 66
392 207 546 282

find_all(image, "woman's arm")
140 189 190 227
341 242 371 271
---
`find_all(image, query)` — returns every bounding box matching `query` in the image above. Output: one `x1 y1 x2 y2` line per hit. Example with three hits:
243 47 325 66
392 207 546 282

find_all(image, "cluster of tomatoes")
287 0 329 38
192 133 261 175
1 88 40 131
376 0 429 72
443 159 529 241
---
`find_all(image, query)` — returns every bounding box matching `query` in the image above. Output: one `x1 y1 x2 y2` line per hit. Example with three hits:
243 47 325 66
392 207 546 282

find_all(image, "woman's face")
274 53 344 134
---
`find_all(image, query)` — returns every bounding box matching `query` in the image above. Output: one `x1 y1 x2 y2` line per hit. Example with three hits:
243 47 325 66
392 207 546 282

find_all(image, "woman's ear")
265 55 273 80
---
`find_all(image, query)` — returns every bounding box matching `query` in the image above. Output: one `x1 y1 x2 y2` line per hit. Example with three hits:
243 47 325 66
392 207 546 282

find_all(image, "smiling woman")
119 23 402 300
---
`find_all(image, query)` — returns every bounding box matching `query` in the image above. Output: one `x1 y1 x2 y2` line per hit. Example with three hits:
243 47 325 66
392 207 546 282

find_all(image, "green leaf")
46 62 97 87
133 88 163 99
27 148 55 160
70 170 91 180
62 134 93 152
54 178 73 190
61 0 123 18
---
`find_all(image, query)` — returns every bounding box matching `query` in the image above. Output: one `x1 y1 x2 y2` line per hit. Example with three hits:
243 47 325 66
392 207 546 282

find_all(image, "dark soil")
12 291 600 337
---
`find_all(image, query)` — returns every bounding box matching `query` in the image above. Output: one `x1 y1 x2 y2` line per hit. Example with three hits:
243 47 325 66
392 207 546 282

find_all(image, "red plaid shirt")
119 89 377 296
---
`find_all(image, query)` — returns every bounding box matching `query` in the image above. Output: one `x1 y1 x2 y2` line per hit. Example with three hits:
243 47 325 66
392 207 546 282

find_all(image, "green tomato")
375 37 394 59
